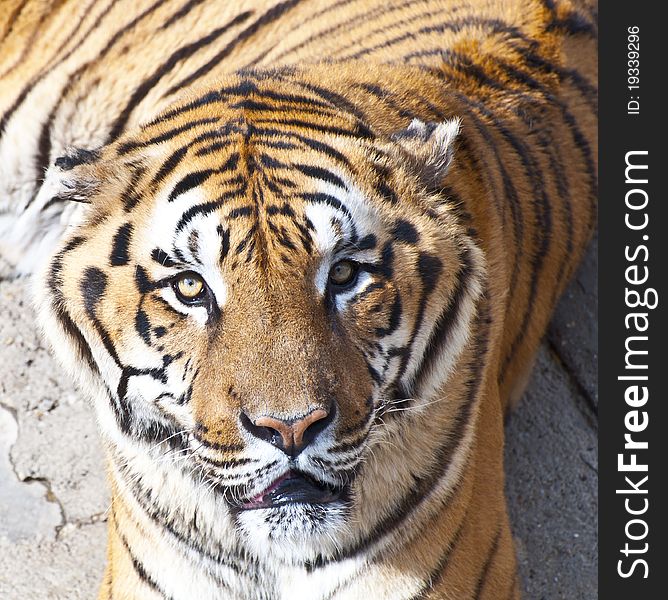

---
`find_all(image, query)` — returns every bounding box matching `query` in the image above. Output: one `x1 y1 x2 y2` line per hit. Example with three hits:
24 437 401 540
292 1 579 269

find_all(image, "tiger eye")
329 260 358 287
175 274 204 301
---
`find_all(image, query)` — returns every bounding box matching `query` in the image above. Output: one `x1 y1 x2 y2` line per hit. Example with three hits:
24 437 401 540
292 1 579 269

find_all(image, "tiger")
0 0 597 598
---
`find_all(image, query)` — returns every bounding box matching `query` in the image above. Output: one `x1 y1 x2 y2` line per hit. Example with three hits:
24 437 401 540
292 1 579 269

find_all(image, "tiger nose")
240 407 333 456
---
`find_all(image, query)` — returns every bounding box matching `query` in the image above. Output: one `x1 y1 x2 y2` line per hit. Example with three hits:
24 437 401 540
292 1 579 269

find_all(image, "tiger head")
35 82 486 563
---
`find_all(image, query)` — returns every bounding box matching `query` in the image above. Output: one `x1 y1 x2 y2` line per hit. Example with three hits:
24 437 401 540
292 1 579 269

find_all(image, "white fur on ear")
0 148 99 277
390 117 461 186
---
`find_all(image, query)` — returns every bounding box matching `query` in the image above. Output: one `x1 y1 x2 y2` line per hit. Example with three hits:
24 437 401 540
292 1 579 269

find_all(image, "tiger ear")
0 148 104 275
390 118 461 187
43 147 102 204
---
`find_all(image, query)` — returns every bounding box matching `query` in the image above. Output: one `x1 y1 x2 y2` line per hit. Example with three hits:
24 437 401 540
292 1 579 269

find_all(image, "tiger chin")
0 0 598 598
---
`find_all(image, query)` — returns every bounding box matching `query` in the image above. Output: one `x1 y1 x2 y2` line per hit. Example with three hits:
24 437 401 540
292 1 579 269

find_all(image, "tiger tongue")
247 472 293 506
241 471 339 509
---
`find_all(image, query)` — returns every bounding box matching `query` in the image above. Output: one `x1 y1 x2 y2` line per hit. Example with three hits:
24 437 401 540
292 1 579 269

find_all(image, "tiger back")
0 1 597 598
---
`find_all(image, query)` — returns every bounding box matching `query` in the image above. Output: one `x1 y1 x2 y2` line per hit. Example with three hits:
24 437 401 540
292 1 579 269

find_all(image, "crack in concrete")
0 398 18 423
71 510 109 527
23 475 68 537
579 453 598 474
0 400 66 537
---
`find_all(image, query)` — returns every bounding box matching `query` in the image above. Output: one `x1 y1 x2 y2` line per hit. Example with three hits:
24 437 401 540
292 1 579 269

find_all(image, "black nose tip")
240 405 335 456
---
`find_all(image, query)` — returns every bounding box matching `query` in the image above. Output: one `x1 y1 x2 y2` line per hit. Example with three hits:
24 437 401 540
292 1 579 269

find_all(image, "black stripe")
352 82 415 121
300 192 351 220
434 46 577 284
42 193 90 211
295 164 348 190
113 458 258 583
449 109 523 293
175 186 247 232
403 46 597 116
150 146 189 188
35 81 72 187
482 54 597 201
107 11 253 141
473 56 577 286
435 59 593 378
225 78 340 113
280 0 355 32
168 169 216 202
114 516 176 599
374 292 402 337
440 89 555 383
32 0 168 184
218 225 231 262
110 223 133 266
0 0 29 45
117 117 220 155
160 0 207 30
322 2 456 64
195 140 228 157
311 298 490 566
250 116 368 139
191 435 244 454
54 147 100 171
81 267 108 320
146 89 223 126
522 52 598 115
547 11 597 37
47 237 99 376
135 309 152 346
151 248 177 268
0 0 117 136
410 250 474 398
322 492 468 600
473 527 503 599
237 193 260 225
392 219 419 245
164 0 303 95
121 165 147 212
389 250 442 387
271 75 371 125
448 40 585 311
269 0 431 64
255 127 354 171
407 504 470 600
227 98 342 123
135 265 161 294
74 265 178 442
196 455 256 469
344 16 530 61
0 6 49 78
79 267 127 367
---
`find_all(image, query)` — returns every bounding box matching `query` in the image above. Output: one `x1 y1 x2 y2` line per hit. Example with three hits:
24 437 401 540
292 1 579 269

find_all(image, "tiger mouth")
238 471 347 510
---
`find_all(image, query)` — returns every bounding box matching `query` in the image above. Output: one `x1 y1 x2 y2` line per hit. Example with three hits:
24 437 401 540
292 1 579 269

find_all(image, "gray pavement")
506 234 598 599
0 239 597 599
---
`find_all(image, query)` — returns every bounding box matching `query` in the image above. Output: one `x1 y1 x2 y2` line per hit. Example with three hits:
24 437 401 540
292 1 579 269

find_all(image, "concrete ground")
0 238 597 599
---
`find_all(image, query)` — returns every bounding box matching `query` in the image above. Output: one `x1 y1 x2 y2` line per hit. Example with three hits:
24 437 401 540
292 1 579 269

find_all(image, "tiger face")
36 92 485 563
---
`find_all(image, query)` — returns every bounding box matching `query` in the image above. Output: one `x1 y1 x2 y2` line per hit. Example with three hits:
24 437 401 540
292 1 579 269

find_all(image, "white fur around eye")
314 257 332 295
332 270 373 311
161 285 209 326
